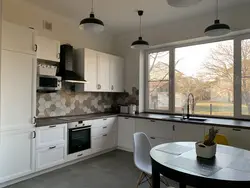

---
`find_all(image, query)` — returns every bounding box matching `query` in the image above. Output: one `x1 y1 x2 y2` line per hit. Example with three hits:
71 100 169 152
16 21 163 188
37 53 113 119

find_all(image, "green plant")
204 127 219 146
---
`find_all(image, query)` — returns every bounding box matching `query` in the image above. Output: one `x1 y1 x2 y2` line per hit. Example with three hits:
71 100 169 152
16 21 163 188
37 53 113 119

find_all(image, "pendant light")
167 0 202 7
204 0 230 37
79 0 104 33
131 10 149 50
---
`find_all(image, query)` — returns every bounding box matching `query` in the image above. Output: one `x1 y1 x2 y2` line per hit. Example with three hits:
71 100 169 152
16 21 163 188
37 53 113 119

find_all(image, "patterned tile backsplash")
37 87 139 118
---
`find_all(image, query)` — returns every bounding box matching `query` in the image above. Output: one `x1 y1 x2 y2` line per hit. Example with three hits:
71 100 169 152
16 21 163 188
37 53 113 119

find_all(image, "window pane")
148 51 169 110
241 39 250 115
175 40 234 117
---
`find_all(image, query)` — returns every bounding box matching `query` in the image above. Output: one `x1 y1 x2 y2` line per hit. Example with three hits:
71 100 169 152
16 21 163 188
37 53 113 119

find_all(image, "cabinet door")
1 50 36 131
102 132 117 150
2 21 35 55
97 53 110 91
173 123 205 142
84 49 98 91
36 144 65 171
0 129 35 183
109 56 124 92
118 117 135 151
36 36 60 62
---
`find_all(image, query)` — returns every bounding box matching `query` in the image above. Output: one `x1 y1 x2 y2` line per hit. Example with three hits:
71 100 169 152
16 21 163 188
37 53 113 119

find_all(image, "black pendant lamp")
131 10 149 50
204 0 230 37
79 0 104 33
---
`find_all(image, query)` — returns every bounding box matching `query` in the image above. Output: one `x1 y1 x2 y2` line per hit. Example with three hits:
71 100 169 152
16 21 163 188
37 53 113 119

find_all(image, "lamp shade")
167 0 202 7
79 13 104 33
131 37 149 49
204 19 230 37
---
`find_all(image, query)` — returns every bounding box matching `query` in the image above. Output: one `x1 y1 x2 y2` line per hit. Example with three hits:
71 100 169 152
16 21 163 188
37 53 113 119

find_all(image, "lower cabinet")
0 129 35 183
36 144 65 171
92 132 116 153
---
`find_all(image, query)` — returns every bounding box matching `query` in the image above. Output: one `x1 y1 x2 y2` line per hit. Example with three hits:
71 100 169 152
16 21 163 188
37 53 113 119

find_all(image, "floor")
6 150 179 188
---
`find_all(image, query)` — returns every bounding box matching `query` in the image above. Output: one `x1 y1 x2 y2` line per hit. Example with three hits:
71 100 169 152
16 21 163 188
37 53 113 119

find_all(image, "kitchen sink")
162 116 207 122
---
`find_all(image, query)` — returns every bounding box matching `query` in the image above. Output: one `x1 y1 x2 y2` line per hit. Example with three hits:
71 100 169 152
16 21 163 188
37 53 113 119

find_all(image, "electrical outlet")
104 105 111 109
43 20 52 31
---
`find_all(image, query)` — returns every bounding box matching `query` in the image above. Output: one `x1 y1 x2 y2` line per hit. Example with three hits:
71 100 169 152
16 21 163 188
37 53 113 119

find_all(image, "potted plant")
196 127 219 159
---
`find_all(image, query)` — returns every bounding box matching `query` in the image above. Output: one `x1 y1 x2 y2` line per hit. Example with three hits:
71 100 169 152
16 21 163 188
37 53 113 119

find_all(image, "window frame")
144 32 250 119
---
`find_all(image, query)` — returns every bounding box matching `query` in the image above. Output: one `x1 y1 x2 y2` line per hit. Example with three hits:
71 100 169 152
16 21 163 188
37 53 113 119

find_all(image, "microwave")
37 75 62 91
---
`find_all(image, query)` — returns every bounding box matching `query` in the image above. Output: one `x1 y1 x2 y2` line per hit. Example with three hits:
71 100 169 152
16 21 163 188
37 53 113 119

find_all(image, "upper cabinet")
2 21 36 55
75 48 124 92
36 36 60 62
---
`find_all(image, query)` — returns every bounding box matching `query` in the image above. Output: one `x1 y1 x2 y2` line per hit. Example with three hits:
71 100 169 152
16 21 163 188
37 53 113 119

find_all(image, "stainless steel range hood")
59 44 87 84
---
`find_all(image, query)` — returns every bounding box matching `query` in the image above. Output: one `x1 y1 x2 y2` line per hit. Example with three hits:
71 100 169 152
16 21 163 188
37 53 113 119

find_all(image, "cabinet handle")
57 53 60 59
97 84 101 90
103 134 107 137
150 120 156 123
111 85 114 90
77 154 83 157
49 146 56 150
125 117 129 119
103 126 107 129
172 125 175 131
232 128 241 132
150 137 156 140
103 118 107 121
34 44 37 52
33 116 37 125
49 125 56 128
32 131 36 139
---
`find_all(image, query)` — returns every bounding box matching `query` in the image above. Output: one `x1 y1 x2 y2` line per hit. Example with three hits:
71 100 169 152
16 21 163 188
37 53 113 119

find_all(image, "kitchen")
1 0 250 188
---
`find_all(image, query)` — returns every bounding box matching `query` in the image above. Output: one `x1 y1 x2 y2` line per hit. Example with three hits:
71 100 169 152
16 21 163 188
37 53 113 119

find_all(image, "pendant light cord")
216 0 218 20
139 15 142 37
91 0 94 13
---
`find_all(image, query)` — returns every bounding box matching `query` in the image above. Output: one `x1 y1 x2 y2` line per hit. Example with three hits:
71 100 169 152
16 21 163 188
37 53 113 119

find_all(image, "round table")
150 142 250 188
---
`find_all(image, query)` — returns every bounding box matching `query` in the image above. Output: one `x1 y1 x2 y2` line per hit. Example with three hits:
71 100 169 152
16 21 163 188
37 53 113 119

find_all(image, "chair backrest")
205 134 229 145
133 132 152 171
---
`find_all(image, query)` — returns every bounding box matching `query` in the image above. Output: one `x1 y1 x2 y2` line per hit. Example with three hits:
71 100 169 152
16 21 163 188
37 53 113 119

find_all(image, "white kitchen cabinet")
2 21 36 55
109 55 124 92
0 129 35 183
36 36 60 62
173 123 205 142
67 149 92 162
36 144 65 171
97 52 110 91
1 50 36 131
118 117 135 151
36 124 67 149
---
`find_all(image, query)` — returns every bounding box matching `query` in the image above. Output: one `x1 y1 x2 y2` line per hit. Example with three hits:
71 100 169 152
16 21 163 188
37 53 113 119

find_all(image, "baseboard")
0 148 116 188
117 146 133 152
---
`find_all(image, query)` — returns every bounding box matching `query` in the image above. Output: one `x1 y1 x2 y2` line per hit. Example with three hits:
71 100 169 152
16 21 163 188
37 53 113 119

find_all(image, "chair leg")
136 172 144 188
160 176 170 186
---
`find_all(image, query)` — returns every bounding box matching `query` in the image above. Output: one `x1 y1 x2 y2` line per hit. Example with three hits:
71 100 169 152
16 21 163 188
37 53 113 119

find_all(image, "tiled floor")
6 150 179 188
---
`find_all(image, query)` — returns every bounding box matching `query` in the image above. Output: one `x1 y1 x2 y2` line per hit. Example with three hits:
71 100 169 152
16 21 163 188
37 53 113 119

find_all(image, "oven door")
68 126 91 154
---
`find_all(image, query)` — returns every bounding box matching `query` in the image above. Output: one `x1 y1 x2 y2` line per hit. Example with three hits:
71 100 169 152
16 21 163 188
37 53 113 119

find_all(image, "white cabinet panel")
173 123 205 142
36 144 65 171
1 50 36 131
103 132 117 150
109 55 124 92
0 129 35 183
36 124 67 148
149 137 172 148
36 36 60 62
97 52 110 91
67 149 92 162
118 117 135 151
2 21 35 55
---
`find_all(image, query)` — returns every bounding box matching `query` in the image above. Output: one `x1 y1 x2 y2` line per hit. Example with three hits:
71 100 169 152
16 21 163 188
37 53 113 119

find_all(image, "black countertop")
36 112 250 129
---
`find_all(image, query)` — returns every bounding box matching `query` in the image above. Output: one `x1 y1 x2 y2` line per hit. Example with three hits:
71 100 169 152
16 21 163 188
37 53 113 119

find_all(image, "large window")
145 35 250 119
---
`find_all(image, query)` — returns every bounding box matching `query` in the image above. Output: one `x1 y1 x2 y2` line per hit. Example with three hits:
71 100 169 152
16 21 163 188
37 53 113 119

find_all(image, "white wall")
115 3 250 96
2 0 118 55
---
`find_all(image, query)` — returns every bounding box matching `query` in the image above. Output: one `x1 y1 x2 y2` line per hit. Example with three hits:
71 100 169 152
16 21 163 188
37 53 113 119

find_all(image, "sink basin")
182 117 207 122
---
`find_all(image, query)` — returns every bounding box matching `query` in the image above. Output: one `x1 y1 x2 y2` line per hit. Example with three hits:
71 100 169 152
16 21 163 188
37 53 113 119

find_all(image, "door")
36 36 60 62
109 55 124 92
173 123 205 142
1 50 36 131
0 129 35 183
84 49 98 91
2 21 35 55
118 117 135 151
97 52 110 91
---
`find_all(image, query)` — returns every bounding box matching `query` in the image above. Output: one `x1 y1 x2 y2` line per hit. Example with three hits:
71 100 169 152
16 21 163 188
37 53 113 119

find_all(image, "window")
175 40 234 117
145 34 250 119
147 51 169 111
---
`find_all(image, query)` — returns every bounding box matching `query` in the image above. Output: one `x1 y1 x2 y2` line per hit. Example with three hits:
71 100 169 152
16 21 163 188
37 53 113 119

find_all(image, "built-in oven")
37 75 62 92
68 121 91 155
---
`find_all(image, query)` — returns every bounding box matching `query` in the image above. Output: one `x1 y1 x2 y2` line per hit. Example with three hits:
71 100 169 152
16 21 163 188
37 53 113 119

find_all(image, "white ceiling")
23 0 250 34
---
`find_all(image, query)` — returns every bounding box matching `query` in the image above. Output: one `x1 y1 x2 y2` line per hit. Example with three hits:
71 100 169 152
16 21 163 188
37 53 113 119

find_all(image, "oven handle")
71 126 91 132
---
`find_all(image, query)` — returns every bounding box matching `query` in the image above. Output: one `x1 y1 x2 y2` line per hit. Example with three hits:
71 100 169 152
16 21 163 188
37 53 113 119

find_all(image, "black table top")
150 142 250 186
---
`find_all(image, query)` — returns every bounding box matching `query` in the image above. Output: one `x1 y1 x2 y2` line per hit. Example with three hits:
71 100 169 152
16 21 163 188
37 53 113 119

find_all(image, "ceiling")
23 0 250 34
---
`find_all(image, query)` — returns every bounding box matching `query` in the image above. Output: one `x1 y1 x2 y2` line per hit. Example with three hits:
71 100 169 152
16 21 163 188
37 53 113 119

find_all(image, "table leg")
179 183 186 188
152 163 160 188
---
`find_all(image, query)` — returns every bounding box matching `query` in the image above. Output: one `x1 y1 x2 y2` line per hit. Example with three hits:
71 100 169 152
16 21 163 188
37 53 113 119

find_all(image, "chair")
204 134 229 145
133 132 173 188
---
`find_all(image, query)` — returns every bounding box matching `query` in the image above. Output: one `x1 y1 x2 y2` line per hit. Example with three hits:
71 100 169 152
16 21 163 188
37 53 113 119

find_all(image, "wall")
115 3 250 109
2 0 118 55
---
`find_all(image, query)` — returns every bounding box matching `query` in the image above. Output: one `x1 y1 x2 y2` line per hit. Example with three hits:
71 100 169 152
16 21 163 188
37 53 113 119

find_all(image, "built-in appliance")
68 121 91 154
59 44 87 84
37 75 62 91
